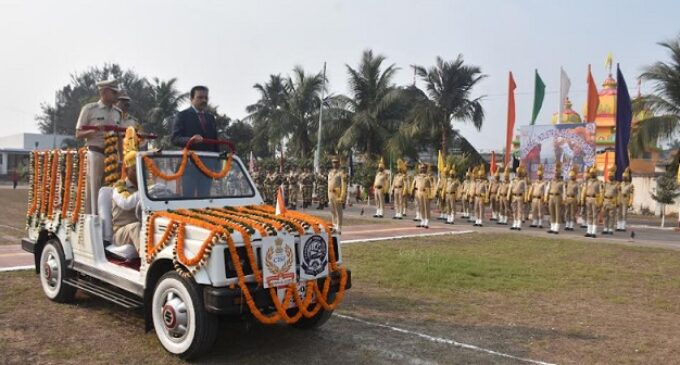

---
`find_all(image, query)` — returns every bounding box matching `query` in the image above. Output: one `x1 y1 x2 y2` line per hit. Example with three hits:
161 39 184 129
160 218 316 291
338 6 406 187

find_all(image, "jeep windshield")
141 153 255 201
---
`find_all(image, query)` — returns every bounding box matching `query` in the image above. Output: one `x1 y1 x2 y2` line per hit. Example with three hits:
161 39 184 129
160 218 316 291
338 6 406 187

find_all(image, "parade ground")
2 188 680 364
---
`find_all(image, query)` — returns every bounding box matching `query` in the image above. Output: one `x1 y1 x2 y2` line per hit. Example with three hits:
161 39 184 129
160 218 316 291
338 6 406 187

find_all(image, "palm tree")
634 37 680 156
406 55 486 154
145 77 188 146
246 74 288 158
282 66 325 159
337 50 404 158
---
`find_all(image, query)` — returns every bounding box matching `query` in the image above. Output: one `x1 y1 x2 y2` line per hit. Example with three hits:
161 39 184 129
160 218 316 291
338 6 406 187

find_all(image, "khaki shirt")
604 182 620 199
411 173 432 197
565 179 579 198
76 100 121 148
392 173 406 190
548 179 565 197
117 110 140 129
112 180 139 231
474 179 489 196
374 171 389 193
530 180 546 198
497 181 509 199
446 178 460 194
510 178 526 196
585 178 602 197
328 169 347 200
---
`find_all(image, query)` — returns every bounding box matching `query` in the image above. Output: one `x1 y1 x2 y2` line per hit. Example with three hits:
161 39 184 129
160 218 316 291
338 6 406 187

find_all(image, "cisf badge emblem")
299 235 329 280
262 235 296 288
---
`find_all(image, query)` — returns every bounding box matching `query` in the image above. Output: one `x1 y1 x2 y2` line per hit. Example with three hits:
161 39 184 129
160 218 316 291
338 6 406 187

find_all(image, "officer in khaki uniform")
466 167 478 222
564 165 580 231
373 158 389 218
527 165 547 228
75 80 121 215
116 91 140 130
617 167 634 231
327 158 347 232
437 165 449 221
496 166 511 225
460 169 472 219
489 169 501 221
473 165 489 227
581 166 603 238
602 165 620 235
410 163 433 228
391 159 407 219
300 167 314 208
445 164 460 224
509 164 528 230
545 162 565 234
109 127 141 257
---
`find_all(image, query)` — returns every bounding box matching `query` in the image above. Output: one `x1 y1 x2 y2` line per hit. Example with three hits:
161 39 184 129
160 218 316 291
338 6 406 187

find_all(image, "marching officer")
316 169 329 209
373 158 389 218
300 167 314 209
410 163 433 228
489 168 501 221
75 79 121 214
496 166 511 225
401 162 412 217
617 167 634 231
437 165 449 221
473 165 489 227
509 164 528 230
391 159 407 219
564 165 580 231
445 164 460 224
465 167 477 222
546 162 565 234
579 168 589 228
327 157 347 232
286 169 299 209
602 165 620 235
581 166 603 238
528 164 547 228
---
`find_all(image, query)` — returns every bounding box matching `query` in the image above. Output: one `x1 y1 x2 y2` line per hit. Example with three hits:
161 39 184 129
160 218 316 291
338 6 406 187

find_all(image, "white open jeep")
22 148 351 359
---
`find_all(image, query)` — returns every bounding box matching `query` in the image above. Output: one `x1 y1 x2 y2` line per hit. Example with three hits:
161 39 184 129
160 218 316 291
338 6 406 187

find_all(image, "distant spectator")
11 170 18 189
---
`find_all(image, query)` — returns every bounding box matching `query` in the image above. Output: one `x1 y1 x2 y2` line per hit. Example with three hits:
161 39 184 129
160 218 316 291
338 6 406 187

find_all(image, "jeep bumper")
204 269 352 316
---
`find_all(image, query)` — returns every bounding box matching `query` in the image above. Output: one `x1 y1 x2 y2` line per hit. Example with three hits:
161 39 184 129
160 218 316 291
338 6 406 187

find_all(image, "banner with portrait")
519 123 596 180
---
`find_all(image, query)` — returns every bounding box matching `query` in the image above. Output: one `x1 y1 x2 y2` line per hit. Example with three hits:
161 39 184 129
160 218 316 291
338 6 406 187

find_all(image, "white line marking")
342 230 474 244
0 265 33 272
0 224 23 232
337 314 557 365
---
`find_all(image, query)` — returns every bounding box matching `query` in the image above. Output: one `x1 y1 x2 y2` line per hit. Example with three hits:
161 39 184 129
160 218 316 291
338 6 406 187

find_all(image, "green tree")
225 119 254 157
405 55 486 155
146 77 188 148
650 170 680 227
246 74 288 158
336 50 404 158
634 37 680 155
282 66 325 159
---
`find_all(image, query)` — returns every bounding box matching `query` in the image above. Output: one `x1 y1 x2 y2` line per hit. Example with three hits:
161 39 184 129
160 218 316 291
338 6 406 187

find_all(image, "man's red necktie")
198 112 207 132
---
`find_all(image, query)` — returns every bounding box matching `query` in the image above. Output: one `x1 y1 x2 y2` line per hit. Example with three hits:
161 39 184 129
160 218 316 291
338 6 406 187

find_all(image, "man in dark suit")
171 85 219 197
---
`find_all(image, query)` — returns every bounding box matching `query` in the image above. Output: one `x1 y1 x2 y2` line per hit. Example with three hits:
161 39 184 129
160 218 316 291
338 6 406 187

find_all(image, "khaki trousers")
603 199 616 230
113 222 141 250
328 192 343 229
530 197 543 222
548 196 562 224
585 197 599 225
86 150 104 215
446 193 456 216
416 192 430 221
475 196 485 221
393 188 403 215
512 196 524 222
374 189 384 213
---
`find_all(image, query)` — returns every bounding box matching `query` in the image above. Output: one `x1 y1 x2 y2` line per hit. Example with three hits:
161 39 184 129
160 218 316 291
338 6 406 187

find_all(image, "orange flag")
603 152 609 182
275 186 287 215
490 151 497 175
505 72 516 166
586 65 600 122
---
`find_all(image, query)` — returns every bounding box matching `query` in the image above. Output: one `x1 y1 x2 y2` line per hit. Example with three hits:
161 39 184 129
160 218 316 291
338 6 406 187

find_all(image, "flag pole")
314 62 327 175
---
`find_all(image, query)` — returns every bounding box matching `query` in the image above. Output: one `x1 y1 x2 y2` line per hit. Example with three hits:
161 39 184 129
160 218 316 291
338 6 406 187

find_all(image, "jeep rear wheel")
39 239 75 303
151 271 217 360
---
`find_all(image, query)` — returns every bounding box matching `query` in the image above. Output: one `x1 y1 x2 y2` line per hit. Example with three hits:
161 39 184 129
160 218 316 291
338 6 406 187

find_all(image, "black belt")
88 146 105 154
549 193 561 196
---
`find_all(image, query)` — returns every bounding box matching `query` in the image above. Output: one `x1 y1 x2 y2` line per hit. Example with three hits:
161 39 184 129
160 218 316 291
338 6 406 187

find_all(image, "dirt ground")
3 232 680 364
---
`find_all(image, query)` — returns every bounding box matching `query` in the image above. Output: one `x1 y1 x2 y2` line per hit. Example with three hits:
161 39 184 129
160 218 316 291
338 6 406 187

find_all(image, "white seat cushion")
98 187 114 243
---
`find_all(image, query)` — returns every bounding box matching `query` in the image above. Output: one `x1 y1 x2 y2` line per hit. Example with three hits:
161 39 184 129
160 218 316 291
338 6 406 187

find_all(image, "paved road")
3 205 678 270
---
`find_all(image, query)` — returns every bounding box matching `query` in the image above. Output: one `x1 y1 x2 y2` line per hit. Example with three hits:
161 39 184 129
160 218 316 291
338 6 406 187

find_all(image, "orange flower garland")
71 148 87 225
26 151 41 218
47 149 60 219
61 151 74 218
143 147 234 181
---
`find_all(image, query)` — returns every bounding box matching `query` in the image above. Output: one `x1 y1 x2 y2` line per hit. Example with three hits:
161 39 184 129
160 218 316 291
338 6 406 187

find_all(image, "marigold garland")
61 151 74 217
47 149 60 219
26 151 41 218
71 148 87 225
104 132 120 186
38 151 51 217
143 147 234 181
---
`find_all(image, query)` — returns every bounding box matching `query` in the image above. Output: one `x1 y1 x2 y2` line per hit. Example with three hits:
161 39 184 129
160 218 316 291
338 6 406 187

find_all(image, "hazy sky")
1 0 678 150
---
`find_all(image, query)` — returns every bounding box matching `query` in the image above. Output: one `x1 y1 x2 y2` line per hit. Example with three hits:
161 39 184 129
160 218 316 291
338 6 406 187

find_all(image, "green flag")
531 69 546 125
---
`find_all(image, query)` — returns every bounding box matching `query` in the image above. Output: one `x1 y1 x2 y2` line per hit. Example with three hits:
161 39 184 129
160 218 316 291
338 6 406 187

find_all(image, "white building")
0 133 73 176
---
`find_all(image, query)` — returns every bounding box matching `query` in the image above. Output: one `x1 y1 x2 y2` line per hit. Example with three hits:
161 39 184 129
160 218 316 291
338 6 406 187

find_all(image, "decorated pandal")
514 71 651 175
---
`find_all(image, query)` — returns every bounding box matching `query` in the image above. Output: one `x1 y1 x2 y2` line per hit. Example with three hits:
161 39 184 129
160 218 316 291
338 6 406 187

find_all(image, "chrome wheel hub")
43 252 59 289
160 291 188 340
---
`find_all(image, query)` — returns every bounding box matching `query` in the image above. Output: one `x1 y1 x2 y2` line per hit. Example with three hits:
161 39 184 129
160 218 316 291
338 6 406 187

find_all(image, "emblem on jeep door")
301 235 328 276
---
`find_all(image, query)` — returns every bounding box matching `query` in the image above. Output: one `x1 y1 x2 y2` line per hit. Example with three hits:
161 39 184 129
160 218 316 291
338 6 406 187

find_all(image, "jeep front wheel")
151 271 217 360
39 239 75 303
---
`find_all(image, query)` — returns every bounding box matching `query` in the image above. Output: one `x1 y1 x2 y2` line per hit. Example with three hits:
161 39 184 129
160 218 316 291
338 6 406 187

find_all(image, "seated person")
110 128 141 256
